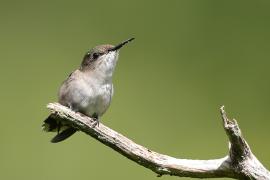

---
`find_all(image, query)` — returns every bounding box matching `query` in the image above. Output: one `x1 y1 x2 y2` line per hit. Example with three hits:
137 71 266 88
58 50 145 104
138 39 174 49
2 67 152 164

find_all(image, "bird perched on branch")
42 38 135 143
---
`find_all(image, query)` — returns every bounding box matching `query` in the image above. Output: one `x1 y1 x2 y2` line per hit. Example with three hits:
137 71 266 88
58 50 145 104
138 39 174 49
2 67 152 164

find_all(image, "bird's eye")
92 53 99 59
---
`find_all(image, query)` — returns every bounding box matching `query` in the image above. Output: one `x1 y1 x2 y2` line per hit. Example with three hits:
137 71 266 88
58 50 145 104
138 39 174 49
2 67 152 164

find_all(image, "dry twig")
46 103 270 179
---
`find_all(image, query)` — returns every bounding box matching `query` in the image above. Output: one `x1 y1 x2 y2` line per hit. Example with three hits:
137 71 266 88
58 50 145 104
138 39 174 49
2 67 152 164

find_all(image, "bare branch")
46 103 270 179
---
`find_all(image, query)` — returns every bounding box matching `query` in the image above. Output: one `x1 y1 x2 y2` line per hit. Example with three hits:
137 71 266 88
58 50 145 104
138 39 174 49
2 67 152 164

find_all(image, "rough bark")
45 103 270 179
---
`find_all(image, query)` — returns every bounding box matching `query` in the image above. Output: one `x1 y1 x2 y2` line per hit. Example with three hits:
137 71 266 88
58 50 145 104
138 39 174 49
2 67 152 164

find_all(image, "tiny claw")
92 117 100 128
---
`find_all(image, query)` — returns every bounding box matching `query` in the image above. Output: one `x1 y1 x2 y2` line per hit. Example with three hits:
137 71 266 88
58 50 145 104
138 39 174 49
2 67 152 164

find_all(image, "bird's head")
80 38 134 79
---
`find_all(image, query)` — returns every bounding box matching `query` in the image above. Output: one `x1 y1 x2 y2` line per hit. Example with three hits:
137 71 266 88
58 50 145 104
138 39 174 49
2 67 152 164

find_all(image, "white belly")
59 74 113 118
82 82 113 117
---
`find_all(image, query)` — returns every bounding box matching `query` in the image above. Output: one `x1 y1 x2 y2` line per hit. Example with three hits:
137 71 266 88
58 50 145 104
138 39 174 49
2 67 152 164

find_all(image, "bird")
42 38 135 143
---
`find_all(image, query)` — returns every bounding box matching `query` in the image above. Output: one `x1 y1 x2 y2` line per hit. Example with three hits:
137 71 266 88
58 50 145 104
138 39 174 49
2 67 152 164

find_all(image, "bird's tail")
42 115 76 143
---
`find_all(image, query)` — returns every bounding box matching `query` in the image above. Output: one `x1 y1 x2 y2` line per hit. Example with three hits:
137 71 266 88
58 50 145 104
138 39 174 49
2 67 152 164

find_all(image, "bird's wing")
58 70 81 104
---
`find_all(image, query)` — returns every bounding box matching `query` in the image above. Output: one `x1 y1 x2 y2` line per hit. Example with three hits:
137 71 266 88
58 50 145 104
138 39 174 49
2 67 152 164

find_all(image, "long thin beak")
109 38 135 51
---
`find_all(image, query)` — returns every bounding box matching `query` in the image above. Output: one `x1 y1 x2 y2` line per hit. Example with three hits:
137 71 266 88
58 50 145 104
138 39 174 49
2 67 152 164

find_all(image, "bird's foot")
92 117 99 127
92 113 99 128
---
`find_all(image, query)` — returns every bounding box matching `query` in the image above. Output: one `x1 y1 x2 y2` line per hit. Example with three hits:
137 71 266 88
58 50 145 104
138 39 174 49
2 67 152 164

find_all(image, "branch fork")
46 103 270 179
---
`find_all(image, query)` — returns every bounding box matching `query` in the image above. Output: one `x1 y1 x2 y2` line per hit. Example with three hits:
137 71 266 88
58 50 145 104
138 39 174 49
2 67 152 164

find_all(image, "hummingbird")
42 38 135 143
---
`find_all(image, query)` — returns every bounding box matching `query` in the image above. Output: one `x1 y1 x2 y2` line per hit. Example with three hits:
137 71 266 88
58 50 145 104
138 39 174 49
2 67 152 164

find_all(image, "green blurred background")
0 0 270 179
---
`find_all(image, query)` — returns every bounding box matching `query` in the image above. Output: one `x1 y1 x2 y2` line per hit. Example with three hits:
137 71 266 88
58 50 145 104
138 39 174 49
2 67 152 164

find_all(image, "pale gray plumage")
43 38 134 143
58 50 117 117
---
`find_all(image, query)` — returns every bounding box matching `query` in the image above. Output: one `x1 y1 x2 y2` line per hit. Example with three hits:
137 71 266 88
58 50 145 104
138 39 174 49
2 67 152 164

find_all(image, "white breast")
83 81 113 117
58 51 118 118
